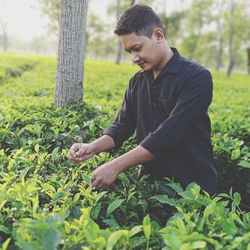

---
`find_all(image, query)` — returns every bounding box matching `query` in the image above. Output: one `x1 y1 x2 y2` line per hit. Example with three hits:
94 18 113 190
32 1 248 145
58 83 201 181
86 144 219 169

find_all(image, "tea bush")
0 53 249 249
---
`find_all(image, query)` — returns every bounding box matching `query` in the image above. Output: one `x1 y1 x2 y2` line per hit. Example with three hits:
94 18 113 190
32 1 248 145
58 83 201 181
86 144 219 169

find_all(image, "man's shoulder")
180 57 211 79
128 70 145 89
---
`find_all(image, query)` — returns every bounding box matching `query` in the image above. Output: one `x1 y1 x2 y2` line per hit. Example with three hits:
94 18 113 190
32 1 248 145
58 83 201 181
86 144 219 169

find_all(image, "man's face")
120 32 161 71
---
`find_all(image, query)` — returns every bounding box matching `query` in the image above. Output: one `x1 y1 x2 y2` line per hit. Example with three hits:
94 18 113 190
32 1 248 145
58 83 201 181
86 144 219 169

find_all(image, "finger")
91 177 101 189
77 153 94 161
69 144 80 158
75 145 87 157
67 151 76 160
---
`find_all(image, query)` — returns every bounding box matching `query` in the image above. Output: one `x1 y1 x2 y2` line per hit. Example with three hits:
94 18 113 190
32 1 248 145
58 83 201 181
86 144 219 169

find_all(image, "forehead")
120 32 151 49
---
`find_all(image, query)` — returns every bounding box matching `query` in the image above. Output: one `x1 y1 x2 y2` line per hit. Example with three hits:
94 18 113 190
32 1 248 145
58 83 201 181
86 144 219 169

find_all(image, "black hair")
114 5 165 38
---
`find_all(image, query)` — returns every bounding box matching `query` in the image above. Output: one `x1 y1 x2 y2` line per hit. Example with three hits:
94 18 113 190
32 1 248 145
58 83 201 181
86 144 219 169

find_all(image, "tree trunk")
115 40 123 64
115 0 122 64
215 8 224 71
227 0 235 77
0 20 8 51
188 22 202 60
216 37 223 71
54 0 88 108
247 47 250 74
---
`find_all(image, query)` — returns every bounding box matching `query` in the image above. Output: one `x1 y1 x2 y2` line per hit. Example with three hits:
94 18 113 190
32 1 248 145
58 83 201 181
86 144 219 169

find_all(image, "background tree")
54 0 88 108
181 0 213 60
0 0 8 51
115 0 122 64
39 0 60 36
108 0 151 64
226 0 235 77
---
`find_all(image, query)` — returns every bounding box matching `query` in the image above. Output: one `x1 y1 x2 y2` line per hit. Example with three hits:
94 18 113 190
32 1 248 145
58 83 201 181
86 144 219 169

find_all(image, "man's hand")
67 143 96 163
91 163 119 189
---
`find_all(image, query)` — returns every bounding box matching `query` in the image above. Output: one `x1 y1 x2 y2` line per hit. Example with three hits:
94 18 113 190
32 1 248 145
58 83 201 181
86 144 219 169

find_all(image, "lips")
138 62 145 67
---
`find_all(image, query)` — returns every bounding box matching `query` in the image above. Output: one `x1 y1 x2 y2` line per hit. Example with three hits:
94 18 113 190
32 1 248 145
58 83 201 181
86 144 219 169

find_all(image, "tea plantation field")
0 53 249 249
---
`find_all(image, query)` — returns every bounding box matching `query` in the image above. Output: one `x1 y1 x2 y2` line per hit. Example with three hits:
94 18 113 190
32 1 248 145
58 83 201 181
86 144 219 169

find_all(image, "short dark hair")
114 5 165 38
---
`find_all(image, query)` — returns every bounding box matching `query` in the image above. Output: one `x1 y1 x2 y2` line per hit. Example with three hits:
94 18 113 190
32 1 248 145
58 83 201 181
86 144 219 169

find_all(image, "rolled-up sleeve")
140 70 213 155
103 81 136 148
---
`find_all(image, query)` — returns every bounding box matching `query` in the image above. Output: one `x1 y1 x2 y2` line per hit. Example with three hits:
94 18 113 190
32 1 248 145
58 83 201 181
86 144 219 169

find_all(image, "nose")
132 53 140 64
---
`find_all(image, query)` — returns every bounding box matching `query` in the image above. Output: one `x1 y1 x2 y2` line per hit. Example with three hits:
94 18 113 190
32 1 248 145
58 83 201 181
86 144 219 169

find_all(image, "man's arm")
91 145 154 189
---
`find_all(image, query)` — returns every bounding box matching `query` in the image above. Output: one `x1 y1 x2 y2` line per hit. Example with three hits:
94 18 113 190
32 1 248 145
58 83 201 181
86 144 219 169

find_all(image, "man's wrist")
110 158 126 175
90 142 99 154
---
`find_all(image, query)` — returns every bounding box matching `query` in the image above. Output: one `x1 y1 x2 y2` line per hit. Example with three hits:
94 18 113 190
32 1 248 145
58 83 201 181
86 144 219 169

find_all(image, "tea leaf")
107 199 125 216
143 215 151 241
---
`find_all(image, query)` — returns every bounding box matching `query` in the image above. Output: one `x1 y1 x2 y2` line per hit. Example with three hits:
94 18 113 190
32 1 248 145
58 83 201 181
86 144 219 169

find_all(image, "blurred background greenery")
0 0 250 75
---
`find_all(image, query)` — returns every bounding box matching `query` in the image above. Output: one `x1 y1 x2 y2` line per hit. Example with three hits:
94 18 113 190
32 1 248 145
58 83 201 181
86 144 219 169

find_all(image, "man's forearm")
110 145 154 173
91 135 116 154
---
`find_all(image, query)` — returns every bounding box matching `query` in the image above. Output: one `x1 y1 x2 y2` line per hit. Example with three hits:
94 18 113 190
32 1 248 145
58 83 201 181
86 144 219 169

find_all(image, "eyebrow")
125 44 141 53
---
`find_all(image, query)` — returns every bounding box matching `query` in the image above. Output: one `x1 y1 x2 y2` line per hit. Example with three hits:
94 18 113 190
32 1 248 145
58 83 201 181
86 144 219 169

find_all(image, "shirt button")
153 120 157 124
153 103 157 107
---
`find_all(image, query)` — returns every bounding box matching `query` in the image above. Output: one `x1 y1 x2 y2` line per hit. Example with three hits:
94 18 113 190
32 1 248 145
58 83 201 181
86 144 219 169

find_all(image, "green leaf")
51 147 60 161
129 225 143 238
107 199 125 216
52 191 67 202
16 241 43 250
152 195 176 206
191 241 207 249
1 238 11 250
238 160 250 169
106 230 128 250
143 215 151 241
233 192 241 207
103 218 120 228
34 144 39 153
203 202 215 218
166 180 184 193
221 218 237 236
91 203 101 220
231 148 241 160
0 225 11 234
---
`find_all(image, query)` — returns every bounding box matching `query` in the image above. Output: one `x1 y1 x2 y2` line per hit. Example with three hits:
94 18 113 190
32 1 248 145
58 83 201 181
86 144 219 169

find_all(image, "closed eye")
125 46 142 54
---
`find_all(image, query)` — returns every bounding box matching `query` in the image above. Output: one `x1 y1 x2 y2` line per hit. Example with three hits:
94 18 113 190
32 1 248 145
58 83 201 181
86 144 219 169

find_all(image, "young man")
67 5 218 195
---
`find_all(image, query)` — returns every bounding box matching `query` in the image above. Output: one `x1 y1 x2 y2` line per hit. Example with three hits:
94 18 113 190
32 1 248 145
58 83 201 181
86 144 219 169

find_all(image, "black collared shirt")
103 48 218 194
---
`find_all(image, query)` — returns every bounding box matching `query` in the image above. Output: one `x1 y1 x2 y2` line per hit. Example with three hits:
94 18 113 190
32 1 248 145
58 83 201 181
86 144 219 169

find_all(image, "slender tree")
54 0 88 108
115 0 122 64
39 0 60 36
214 0 227 71
227 0 235 77
0 0 8 51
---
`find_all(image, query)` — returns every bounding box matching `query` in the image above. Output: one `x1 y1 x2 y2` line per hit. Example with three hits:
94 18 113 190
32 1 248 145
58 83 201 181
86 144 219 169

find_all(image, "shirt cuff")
140 133 162 157
102 128 123 149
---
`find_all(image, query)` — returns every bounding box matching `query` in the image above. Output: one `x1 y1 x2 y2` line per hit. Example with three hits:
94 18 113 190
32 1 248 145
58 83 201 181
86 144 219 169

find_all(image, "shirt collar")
144 47 182 80
160 47 182 74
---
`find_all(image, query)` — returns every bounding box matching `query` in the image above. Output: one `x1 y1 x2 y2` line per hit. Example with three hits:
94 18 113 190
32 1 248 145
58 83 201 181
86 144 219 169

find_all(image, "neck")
153 45 174 79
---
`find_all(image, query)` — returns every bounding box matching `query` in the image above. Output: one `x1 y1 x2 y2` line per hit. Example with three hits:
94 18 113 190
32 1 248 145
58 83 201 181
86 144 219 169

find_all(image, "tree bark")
0 16 8 51
215 4 224 71
0 22 8 51
54 0 88 108
227 0 235 77
115 0 122 64
216 37 223 71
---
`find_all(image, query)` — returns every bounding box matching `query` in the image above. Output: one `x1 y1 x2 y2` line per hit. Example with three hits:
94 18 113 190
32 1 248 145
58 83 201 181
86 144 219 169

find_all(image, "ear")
153 28 164 43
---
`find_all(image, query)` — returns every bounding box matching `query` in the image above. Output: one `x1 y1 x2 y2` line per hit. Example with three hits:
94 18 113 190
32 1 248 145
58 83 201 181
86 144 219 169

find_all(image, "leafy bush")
0 54 249 249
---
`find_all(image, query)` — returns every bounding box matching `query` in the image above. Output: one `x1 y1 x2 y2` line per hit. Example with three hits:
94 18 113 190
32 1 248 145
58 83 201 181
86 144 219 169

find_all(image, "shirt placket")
151 80 161 131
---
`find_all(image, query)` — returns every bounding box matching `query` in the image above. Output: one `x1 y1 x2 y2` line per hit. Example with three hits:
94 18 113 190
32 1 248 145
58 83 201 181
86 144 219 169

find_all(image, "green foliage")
0 54 249 249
